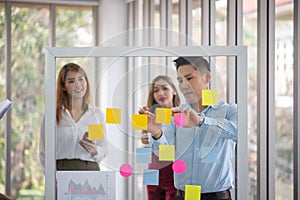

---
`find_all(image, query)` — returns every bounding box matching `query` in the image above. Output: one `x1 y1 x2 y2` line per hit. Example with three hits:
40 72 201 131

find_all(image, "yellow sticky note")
202 90 218 106
159 145 175 161
155 108 172 124
88 124 104 140
106 108 121 124
132 114 148 130
185 185 201 200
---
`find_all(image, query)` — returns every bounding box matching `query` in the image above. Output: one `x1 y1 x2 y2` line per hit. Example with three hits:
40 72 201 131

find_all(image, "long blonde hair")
56 63 92 123
146 75 181 107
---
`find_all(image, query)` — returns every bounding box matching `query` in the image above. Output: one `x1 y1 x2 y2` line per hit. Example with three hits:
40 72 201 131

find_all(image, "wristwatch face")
197 112 205 126
198 112 204 119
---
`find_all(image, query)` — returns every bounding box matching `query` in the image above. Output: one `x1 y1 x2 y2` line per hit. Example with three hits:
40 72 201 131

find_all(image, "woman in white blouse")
39 63 108 171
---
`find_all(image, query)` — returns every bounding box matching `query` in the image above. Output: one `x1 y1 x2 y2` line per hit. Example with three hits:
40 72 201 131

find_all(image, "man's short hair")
173 56 211 74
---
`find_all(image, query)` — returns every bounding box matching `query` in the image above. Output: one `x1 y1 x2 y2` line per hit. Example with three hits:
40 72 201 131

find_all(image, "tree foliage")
0 4 93 198
9 6 48 198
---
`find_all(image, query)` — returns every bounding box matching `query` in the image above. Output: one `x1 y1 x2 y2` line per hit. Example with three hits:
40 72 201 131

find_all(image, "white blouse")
39 106 108 172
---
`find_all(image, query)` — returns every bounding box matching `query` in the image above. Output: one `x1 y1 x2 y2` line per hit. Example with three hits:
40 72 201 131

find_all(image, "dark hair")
173 56 210 74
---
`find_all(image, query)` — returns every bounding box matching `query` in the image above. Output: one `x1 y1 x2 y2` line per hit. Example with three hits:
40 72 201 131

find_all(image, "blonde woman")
141 75 180 200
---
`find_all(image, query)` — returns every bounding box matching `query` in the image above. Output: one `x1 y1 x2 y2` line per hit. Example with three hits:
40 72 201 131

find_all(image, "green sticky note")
88 124 104 140
106 108 122 124
132 114 148 130
185 185 201 200
202 90 218 106
155 108 172 124
159 145 174 161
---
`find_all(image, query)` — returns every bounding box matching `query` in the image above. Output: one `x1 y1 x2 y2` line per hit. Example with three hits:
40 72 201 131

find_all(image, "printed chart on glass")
57 171 115 200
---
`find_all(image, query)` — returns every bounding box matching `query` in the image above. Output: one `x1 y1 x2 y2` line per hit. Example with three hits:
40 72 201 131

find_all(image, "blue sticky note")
143 169 159 185
136 148 152 163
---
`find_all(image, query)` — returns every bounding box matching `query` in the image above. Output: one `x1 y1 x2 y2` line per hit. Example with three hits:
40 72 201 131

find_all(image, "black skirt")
56 159 100 171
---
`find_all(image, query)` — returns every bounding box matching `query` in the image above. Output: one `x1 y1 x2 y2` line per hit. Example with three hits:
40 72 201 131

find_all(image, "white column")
97 1 128 199
257 0 275 199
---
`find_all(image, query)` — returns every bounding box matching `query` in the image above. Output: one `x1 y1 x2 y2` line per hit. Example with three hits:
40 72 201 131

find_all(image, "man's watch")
197 112 205 127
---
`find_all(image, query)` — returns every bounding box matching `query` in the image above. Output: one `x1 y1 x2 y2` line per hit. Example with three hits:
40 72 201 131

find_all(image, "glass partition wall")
44 46 248 200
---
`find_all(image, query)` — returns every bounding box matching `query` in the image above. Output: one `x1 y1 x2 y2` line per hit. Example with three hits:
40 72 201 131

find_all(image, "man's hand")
173 107 201 128
138 106 163 139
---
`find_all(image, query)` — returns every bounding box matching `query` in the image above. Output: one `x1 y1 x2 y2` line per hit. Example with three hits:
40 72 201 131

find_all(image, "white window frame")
44 46 248 200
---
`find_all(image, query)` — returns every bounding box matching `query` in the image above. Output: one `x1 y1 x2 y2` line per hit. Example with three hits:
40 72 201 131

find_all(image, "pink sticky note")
174 113 188 127
172 160 186 174
120 163 133 178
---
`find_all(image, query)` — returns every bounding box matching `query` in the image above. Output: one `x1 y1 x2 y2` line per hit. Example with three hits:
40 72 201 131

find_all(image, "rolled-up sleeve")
150 123 176 156
203 103 237 141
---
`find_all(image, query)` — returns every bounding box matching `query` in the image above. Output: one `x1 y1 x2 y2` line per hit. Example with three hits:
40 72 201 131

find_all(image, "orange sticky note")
185 185 201 200
106 108 121 124
159 145 174 161
132 114 148 130
88 124 104 140
155 108 172 124
202 90 218 106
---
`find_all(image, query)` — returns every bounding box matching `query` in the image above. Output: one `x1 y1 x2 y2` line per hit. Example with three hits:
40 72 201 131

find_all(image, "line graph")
57 171 115 200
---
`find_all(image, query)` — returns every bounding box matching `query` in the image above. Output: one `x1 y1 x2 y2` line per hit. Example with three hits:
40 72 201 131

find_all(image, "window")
0 2 5 193
275 1 293 199
1 2 95 198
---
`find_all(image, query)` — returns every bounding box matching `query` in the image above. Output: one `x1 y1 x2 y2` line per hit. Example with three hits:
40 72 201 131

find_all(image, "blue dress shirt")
150 101 237 193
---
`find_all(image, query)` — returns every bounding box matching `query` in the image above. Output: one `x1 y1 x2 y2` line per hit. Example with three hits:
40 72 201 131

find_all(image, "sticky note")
185 185 201 200
106 108 121 124
172 160 186 174
120 163 133 178
143 169 159 185
202 90 218 106
132 114 148 130
159 145 175 161
136 148 152 163
155 108 172 124
174 113 188 127
88 124 104 140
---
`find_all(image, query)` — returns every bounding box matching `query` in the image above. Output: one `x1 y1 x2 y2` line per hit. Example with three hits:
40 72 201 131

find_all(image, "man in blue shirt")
141 57 237 200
